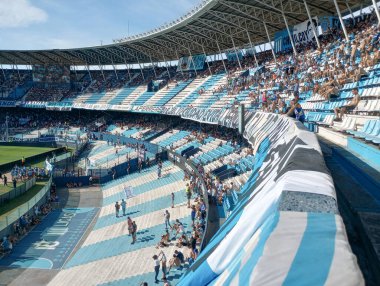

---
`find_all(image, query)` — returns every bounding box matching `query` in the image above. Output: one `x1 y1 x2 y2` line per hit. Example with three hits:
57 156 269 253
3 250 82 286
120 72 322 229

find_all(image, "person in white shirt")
152 255 160 283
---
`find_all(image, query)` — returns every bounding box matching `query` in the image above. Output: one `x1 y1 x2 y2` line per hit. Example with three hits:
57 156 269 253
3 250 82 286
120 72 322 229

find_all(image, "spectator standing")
12 178 17 189
115 201 120 218
153 255 160 284
186 184 192 208
127 217 133 235
121 199 126 216
131 221 137 244
171 192 175 208
160 251 167 280
191 206 196 226
157 164 162 179
164 210 171 229
4 175 8 186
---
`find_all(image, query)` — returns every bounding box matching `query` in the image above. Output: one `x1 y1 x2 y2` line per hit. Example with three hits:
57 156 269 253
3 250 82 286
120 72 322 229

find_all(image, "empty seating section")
85 91 106 104
153 80 193 106
121 85 147 105
347 119 380 144
191 141 235 165
153 130 190 147
165 77 211 107
132 91 156 106
176 73 226 108
108 86 139 105
191 74 228 108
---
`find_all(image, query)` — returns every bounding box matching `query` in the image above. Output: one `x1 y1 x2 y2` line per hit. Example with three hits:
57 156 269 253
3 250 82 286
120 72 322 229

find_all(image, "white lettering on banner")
292 17 319 45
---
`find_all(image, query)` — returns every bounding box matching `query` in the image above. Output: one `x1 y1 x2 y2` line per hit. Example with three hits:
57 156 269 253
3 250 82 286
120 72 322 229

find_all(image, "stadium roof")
0 0 364 66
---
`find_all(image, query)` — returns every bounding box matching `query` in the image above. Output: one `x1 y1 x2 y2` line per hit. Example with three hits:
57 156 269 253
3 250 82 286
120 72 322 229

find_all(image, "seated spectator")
156 230 170 248
176 234 189 248
1 236 13 253
334 88 360 121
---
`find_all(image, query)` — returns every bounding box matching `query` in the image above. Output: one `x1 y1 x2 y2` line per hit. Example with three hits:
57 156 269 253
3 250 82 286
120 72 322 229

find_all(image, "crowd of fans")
24 86 71 102
0 72 31 100
10 165 50 181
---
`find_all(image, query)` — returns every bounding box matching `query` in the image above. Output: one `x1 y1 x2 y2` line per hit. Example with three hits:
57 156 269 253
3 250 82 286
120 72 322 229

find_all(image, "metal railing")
167 150 210 250
0 177 36 205
0 177 52 233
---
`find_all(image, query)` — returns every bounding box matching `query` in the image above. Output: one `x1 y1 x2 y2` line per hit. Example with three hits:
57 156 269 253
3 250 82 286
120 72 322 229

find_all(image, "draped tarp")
178 113 363 286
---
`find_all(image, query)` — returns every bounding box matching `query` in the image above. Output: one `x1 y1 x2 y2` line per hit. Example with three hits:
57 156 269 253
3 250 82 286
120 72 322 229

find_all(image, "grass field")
0 146 58 165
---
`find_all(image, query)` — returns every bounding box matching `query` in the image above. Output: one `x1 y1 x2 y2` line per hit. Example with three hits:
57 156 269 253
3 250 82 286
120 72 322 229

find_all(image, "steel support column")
15 64 21 81
86 65 92 81
263 22 277 63
175 50 184 77
303 0 321 49
231 36 242 69
149 55 157 78
246 30 258 67
124 59 131 81
111 59 119 80
98 62 106 81
202 45 212 76
162 55 171 80
216 41 228 74
333 0 349 41
373 0 380 25
188 48 197 77
280 5 298 57
345 1 355 25
0 64 6 81
137 58 145 81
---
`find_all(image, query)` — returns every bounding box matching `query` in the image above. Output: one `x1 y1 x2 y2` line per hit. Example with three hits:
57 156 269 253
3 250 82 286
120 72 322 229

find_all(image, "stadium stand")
2 4 380 286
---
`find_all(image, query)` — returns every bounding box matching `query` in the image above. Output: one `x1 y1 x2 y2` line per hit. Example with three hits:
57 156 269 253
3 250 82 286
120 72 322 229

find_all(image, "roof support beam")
263 22 276 63
303 0 320 49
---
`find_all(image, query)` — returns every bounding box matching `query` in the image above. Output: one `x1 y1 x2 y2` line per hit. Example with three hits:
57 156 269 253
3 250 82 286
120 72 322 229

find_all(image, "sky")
0 0 199 50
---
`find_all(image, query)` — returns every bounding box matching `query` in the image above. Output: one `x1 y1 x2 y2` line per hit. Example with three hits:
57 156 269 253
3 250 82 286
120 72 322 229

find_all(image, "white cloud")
0 0 48 28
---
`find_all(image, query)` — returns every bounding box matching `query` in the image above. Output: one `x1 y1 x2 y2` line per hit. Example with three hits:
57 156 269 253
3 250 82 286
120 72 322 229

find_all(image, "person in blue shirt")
294 103 305 123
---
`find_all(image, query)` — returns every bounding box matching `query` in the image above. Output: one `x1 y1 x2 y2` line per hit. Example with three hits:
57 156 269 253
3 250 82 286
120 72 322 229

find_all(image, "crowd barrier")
91 132 159 154
167 150 210 251
0 177 36 206
0 177 52 237
91 150 168 185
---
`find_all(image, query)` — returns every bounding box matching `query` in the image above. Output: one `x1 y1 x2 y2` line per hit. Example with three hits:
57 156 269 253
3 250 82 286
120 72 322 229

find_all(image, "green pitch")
0 146 57 165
